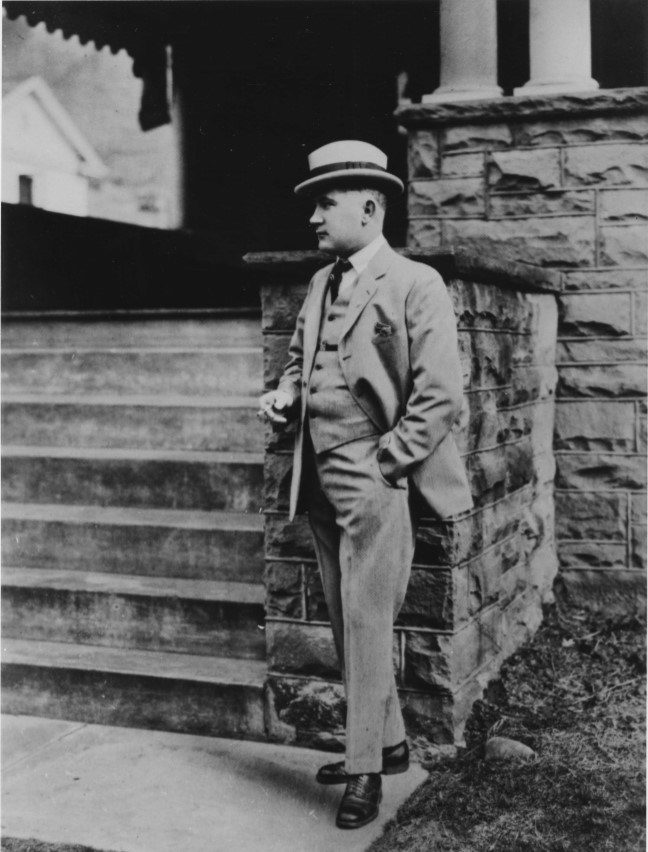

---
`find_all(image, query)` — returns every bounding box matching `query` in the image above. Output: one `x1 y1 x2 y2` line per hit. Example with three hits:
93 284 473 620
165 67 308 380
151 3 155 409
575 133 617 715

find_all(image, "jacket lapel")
340 243 396 341
303 264 333 379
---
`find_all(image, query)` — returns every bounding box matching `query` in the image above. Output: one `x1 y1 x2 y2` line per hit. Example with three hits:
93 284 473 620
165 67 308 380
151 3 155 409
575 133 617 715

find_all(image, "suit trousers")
304 429 415 774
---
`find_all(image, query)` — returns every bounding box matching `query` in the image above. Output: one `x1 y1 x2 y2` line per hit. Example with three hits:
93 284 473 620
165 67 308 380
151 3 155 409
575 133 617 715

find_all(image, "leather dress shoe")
316 740 409 785
336 773 382 830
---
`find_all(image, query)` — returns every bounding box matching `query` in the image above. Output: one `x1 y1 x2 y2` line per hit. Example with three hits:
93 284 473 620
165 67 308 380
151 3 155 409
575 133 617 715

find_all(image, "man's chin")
316 238 335 253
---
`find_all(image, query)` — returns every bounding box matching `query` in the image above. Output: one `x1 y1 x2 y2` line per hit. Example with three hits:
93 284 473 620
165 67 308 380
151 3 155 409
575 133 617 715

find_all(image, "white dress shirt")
333 234 386 304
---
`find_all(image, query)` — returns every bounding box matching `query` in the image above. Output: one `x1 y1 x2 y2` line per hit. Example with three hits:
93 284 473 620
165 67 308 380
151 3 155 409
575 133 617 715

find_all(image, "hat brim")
294 169 404 198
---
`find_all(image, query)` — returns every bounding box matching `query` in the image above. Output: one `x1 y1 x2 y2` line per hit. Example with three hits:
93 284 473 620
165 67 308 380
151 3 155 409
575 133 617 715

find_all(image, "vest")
306 284 379 453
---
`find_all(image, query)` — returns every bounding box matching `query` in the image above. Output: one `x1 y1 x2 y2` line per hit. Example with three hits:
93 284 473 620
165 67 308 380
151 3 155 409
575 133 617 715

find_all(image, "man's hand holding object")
258 390 293 425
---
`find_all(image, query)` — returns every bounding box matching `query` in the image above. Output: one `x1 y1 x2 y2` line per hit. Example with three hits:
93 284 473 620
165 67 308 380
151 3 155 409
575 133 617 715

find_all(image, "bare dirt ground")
370 600 646 852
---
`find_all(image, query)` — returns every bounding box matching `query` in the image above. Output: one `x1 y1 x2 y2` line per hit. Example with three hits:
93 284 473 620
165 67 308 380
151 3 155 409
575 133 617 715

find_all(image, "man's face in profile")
309 188 367 256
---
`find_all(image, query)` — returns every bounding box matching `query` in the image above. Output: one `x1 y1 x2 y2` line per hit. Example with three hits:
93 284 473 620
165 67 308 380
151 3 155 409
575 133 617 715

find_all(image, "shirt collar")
344 234 386 277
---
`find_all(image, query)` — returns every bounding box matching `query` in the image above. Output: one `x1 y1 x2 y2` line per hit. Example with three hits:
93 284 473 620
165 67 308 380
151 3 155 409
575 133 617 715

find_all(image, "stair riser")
2 587 266 660
1 664 266 740
2 403 264 452
2 351 263 396
2 455 263 513
2 519 264 582
1 318 262 350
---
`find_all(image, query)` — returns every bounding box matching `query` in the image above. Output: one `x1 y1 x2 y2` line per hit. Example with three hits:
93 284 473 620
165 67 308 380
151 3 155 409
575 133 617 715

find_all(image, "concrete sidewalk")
1 715 426 852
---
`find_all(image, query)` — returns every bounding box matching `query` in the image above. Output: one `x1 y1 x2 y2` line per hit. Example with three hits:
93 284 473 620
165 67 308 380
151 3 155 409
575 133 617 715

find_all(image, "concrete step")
1 315 262 350
2 503 264 583
2 394 264 452
1 638 266 739
2 568 266 660
2 349 263 396
2 446 264 513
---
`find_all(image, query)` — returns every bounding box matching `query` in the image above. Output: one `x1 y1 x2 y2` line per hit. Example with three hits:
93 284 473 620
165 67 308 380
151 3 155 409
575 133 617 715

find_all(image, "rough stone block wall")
250 250 558 747
399 89 648 611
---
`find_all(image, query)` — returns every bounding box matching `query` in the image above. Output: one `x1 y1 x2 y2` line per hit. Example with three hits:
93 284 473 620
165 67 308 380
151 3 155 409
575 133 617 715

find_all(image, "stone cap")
243 246 560 294
395 87 648 129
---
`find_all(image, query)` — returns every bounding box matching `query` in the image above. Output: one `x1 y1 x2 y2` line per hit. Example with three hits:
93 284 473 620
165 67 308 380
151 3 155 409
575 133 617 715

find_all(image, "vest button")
315 364 322 370
310 387 318 394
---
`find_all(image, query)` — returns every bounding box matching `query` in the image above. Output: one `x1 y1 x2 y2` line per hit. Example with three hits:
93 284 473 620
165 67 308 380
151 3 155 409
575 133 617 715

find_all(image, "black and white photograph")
1 1 646 850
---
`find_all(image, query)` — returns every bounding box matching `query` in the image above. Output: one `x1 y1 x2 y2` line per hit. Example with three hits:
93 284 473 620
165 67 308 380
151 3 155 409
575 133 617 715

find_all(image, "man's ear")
362 198 376 223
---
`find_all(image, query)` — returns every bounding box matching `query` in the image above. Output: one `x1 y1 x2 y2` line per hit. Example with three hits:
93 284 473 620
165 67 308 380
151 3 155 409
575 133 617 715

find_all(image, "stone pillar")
246 247 560 748
515 0 598 96
397 88 648 614
423 0 502 103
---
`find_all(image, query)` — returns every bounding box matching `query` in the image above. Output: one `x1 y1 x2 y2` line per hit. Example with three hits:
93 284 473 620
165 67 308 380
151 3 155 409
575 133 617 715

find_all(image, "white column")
515 0 598 96
423 0 502 103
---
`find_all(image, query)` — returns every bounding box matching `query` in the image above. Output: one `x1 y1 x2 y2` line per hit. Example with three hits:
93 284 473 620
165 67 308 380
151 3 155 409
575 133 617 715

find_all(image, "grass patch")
371 602 646 852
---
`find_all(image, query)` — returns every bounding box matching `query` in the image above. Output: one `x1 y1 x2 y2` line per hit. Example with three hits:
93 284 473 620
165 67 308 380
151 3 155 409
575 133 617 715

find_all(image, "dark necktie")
328 258 353 304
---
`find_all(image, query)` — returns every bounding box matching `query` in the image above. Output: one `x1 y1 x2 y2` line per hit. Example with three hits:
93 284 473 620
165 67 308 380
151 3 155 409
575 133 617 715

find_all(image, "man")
259 140 472 829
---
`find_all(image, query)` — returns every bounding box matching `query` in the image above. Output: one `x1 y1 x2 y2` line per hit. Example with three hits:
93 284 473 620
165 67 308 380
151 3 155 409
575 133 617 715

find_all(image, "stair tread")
1 446 264 465
2 393 260 408
2 346 261 354
2 502 264 531
1 308 261 319
1 637 267 686
1 567 265 604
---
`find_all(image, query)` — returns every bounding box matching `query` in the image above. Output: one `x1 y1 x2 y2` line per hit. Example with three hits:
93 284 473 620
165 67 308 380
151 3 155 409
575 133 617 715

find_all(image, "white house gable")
4 93 84 173
2 76 108 216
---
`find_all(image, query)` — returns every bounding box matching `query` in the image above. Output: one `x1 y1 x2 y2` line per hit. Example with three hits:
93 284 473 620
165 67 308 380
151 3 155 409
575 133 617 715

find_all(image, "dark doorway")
173 1 441 254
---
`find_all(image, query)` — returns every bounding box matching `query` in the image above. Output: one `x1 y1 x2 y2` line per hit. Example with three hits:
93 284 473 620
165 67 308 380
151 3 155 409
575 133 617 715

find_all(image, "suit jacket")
278 242 473 521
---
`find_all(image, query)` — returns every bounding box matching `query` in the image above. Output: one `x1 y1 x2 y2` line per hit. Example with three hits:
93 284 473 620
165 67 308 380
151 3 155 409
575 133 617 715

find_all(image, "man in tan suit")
259 140 472 829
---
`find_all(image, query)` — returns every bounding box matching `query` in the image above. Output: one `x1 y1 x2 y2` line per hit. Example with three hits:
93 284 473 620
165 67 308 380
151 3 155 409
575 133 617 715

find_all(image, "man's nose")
309 209 323 225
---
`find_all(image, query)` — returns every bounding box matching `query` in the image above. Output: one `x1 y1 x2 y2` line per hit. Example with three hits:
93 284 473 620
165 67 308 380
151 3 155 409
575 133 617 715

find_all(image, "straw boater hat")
294 140 404 198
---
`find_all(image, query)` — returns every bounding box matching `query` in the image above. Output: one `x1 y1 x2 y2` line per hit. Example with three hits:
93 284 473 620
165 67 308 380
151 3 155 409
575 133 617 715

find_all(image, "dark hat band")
309 161 387 178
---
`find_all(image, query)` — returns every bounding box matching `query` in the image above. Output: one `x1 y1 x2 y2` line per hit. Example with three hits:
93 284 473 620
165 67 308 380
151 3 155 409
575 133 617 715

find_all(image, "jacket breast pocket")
372 321 395 345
